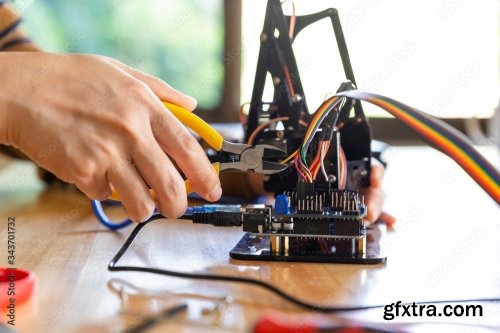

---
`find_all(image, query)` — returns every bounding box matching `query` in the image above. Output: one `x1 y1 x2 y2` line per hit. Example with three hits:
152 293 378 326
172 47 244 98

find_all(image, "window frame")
197 0 241 123
369 118 493 145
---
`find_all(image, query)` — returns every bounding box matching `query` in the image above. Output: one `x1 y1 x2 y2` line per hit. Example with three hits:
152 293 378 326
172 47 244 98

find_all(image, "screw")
292 94 302 103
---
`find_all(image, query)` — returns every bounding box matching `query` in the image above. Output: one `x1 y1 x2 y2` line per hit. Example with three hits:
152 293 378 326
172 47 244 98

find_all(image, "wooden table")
1 147 499 333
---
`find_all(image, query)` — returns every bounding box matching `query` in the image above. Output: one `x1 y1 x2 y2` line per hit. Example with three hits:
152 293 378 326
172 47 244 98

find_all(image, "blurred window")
241 0 499 118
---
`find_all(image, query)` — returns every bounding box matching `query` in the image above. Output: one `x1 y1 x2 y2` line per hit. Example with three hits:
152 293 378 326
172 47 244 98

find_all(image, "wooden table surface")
0 147 499 333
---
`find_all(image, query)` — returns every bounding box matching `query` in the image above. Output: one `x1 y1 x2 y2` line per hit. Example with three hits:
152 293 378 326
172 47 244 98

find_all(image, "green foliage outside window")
16 0 224 109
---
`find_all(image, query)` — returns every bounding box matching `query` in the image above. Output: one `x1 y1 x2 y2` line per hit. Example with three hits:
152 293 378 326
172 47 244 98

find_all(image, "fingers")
132 135 188 218
149 101 222 202
98 56 220 216
76 177 112 201
63 156 111 200
378 212 397 229
107 162 155 223
363 159 385 224
363 185 383 224
121 77 221 202
106 58 197 111
363 159 396 227
364 189 397 228
370 158 385 188
106 59 221 201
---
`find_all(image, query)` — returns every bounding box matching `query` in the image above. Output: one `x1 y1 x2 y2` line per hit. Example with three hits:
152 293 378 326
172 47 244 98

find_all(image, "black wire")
109 214 500 313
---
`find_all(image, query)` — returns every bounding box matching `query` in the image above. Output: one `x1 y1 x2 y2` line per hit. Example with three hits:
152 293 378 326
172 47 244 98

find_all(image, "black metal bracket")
245 0 372 193
246 1 368 142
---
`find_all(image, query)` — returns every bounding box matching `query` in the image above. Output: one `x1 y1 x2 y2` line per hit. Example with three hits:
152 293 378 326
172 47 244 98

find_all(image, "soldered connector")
192 211 243 227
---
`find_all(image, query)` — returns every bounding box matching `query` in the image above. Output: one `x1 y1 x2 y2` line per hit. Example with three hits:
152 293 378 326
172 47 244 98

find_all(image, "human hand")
362 158 396 227
0 52 222 222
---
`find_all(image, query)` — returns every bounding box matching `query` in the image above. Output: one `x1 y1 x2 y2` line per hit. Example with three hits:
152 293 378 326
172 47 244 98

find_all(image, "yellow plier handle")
109 102 222 202
163 102 224 151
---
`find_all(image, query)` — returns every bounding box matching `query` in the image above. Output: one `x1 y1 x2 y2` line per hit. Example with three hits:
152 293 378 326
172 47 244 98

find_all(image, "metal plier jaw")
219 141 287 175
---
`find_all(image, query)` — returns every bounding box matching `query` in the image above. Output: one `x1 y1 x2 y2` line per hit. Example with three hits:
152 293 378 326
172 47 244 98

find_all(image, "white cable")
320 144 328 181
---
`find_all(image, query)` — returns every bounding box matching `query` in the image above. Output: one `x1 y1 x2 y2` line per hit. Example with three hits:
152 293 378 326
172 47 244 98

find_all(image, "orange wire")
247 116 289 146
283 65 295 97
309 146 322 179
288 1 296 39
370 98 499 202
239 102 250 125
248 117 308 146
339 147 347 189
311 141 327 180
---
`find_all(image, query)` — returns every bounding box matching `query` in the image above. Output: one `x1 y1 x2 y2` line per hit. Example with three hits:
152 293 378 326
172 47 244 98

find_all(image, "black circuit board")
242 181 367 238
229 227 386 264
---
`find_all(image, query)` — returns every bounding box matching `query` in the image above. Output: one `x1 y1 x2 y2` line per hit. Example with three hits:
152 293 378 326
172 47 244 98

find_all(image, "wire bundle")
337 90 500 204
281 96 348 186
279 90 499 204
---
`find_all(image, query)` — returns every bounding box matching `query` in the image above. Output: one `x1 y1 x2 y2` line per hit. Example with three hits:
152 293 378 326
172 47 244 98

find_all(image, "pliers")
109 102 286 201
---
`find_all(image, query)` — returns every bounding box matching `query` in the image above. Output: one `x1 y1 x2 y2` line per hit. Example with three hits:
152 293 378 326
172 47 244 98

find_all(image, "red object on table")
0 267 36 309
254 315 385 333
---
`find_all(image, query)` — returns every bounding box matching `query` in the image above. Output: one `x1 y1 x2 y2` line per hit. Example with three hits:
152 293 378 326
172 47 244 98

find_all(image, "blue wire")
91 200 133 230
93 195 268 230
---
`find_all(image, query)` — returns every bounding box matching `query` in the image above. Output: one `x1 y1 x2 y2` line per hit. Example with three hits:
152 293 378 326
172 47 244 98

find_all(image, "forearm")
0 2 40 156
0 52 15 145
0 94 7 146
0 53 21 147
0 0 45 158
